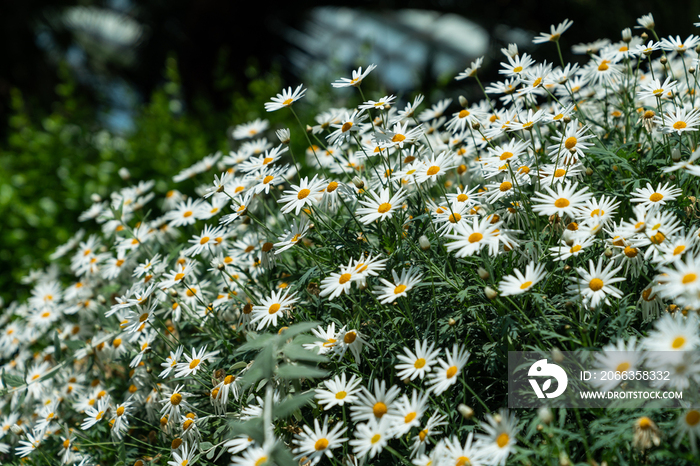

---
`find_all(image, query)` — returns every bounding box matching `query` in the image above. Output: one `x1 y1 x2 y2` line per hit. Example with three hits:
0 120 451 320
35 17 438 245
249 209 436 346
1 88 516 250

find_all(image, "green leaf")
298 266 319 285
274 391 316 419
277 363 327 380
282 343 327 363
271 442 297 466
236 333 275 354
227 418 264 444
277 321 320 339
229 361 248 371
239 345 274 388
5 374 24 388
64 339 85 350
53 331 62 361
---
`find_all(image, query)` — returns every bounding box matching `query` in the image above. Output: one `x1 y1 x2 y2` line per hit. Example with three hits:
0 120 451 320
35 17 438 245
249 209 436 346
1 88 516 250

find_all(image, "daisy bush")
4 12 700 466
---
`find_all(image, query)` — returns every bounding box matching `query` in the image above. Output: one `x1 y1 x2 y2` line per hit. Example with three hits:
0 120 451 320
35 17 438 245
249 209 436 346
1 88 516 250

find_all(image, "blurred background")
1 0 698 302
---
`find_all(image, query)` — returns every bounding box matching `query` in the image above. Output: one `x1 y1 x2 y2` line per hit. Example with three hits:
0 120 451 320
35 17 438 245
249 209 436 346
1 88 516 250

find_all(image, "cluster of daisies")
3 11 700 466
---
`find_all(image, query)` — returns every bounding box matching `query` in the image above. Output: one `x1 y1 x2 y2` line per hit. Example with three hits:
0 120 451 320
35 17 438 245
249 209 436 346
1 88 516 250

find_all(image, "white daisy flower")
568 258 625 309
427 344 470 395
395 339 441 381
499 261 547 296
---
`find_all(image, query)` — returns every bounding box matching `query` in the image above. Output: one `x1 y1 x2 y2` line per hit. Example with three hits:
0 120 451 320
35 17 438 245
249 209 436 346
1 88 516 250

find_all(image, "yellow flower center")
459 109 470 118
468 232 483 243
282 98 293 106
339 273 352 284
554 198 570 208
496 433 510 448
673 245 686 255
189 359 200 370
589 278 604 291
344 331 357 343
405 412 417 423
499 181 512 192
649 192 664 202
117 406 125 416
616 362 631 373
650 232 665 244
335 391 347 399
254 457 268 466
448 213 461 223
457 194 468 202
315 438 329 450
341 122 353 133
426 166 440 176
512 66 523 73
268 303 281 314
183 211 193 218
297 188 311 200
686 410 700 426
263 175 274 184
371 434 382 444
624 246 638 258
682 273 697 284
392 134 406 143
446 366 458 378
638 416 653 429
377 203 392 213
570 244 582 253
394 284 407 294
373 402 388 418
456 457 471 466
327 181 338 192
598 62 609 71
170 394 182 406
414 358 426 369
554 169 566 177
673 121 688 130
520 281 533 290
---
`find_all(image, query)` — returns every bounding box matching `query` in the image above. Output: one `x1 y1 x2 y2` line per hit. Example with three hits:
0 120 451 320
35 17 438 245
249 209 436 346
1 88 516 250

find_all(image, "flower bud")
459 95 469 108
660 56 667 65
484 286 498 300
690 67 696 74
604 248 613 258
551 347 564 363
471 121 480 130
641 32 648 40
586 167 593 176
458 404 474 419
622 27 632 43
276 128 291 145
419 235 431 250
538 406 554 424
448 318 457 326
671 147 682 161
563 116 572 124
477 267 489 280
118 167 131 180
91 193 102 203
